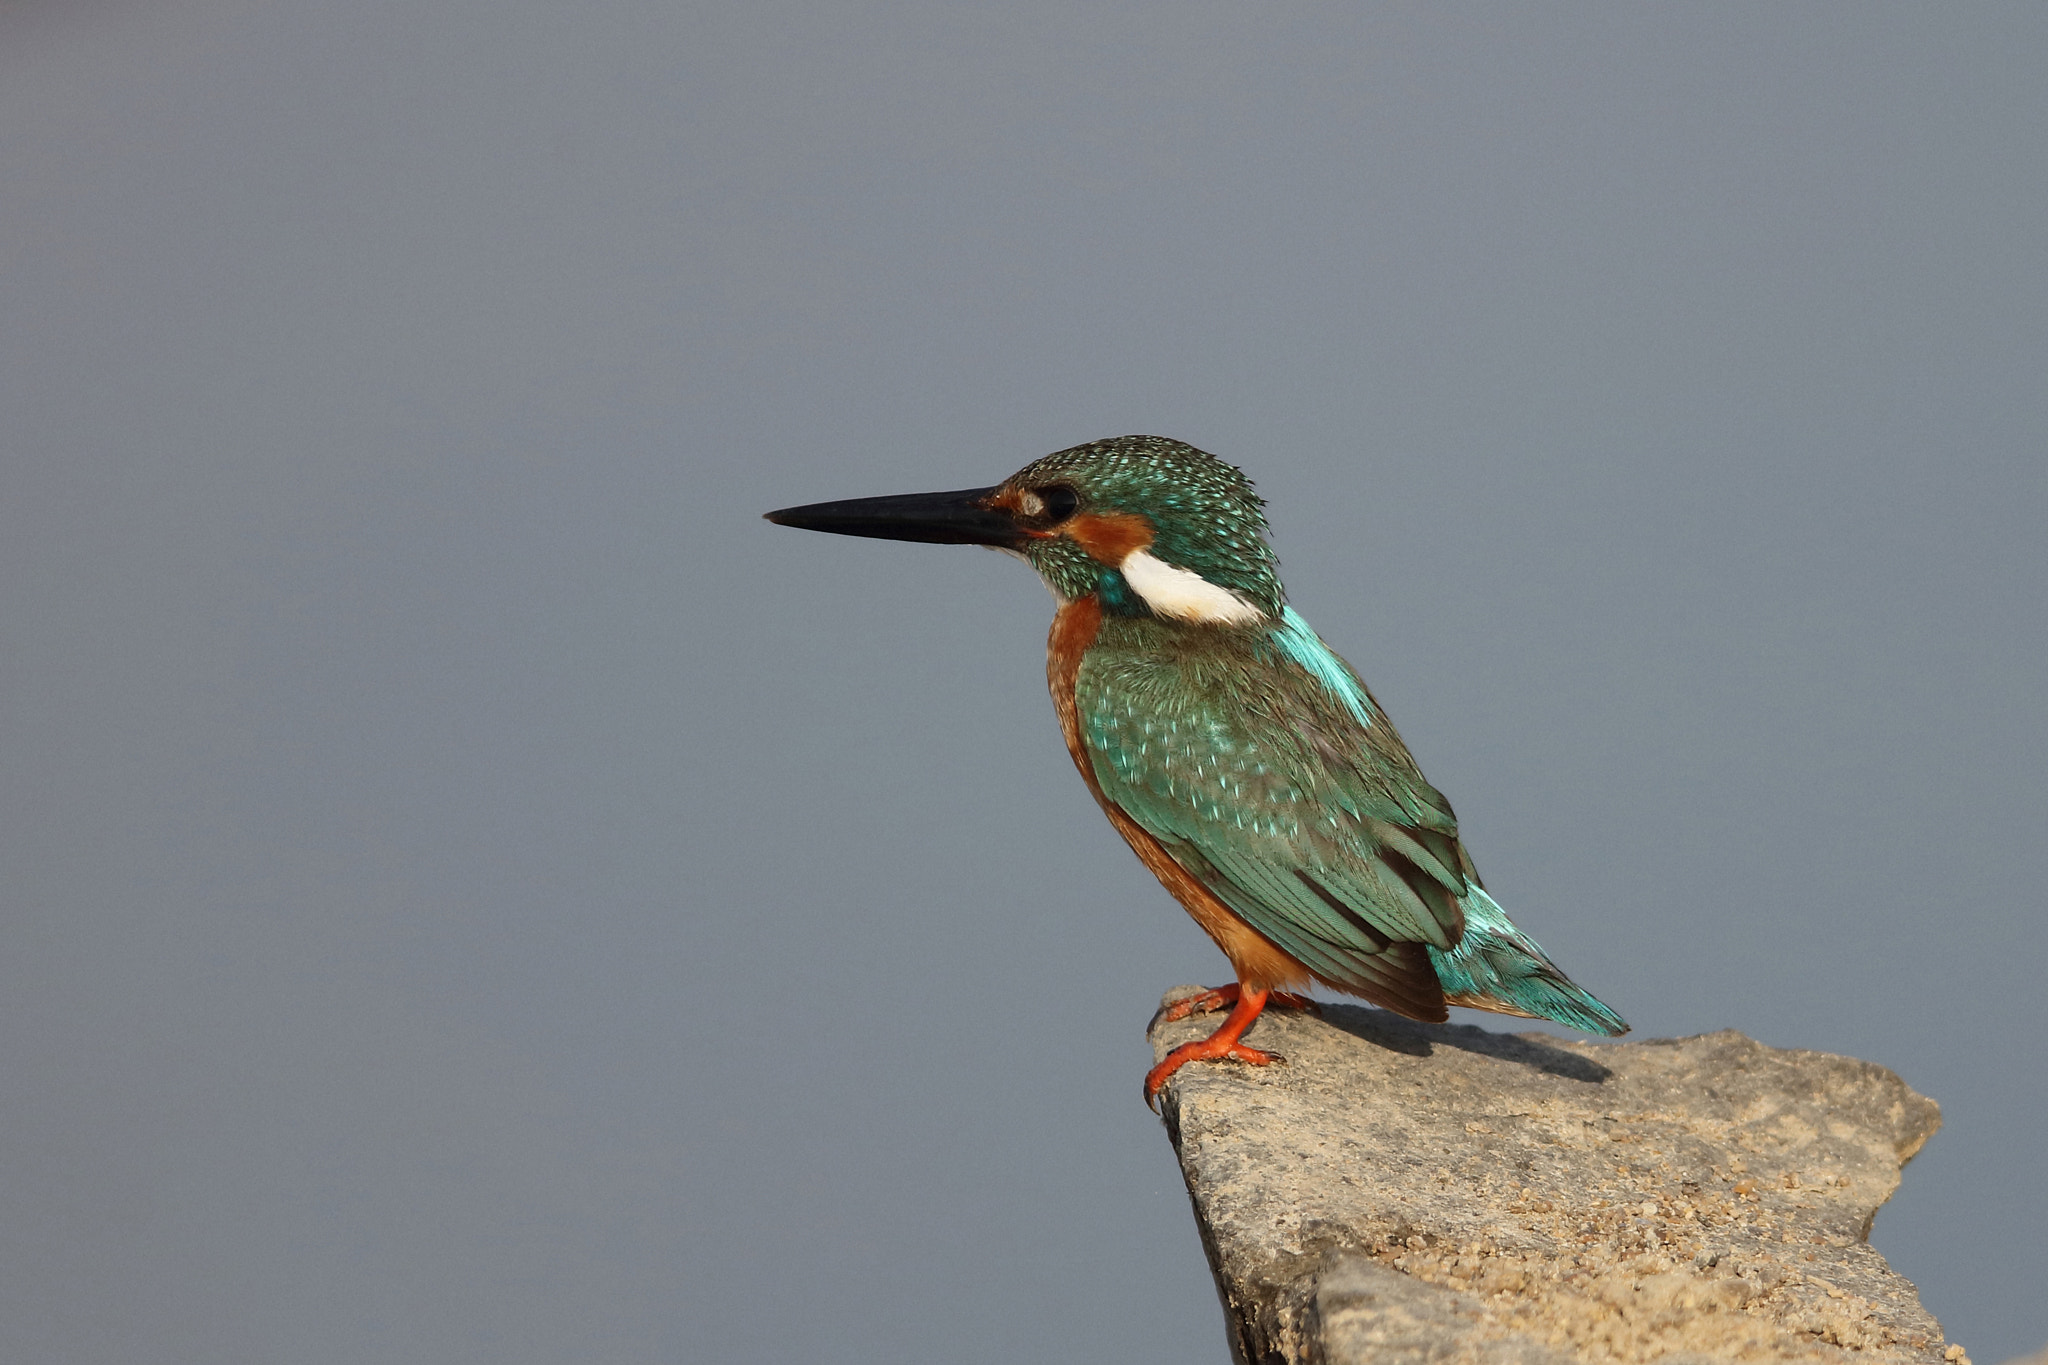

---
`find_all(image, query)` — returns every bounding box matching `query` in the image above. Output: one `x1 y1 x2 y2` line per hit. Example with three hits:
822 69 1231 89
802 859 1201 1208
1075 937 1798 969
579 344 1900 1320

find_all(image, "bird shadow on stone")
1312 1004 1613 1085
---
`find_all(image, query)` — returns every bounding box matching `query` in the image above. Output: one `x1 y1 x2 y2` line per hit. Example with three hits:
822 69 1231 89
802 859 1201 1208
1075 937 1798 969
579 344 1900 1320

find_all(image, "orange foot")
1145 983 1289 1109
1159 983 1317 1023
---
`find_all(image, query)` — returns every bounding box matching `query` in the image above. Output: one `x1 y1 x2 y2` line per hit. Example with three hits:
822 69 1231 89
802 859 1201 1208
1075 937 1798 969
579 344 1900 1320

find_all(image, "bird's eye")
1027 484 1079 524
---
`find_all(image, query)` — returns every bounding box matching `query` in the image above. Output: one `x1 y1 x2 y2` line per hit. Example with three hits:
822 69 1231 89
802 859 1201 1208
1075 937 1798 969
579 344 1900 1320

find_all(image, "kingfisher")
766 435 1627 1105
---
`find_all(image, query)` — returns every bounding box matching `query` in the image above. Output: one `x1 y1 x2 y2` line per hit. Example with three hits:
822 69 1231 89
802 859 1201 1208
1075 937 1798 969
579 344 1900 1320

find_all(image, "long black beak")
763 485 1024 548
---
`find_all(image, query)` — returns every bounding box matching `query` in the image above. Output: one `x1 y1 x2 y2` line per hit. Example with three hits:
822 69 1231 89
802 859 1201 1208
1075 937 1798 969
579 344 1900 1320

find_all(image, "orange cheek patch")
1065 511 1153 564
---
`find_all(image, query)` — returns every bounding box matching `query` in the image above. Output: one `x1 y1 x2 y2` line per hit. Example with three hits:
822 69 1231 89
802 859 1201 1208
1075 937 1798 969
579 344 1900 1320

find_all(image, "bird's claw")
1159 985 1318 1023
1143 1041 1287 1109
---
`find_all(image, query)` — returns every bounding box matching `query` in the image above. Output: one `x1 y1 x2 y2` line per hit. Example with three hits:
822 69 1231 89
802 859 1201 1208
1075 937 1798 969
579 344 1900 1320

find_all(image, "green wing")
1078 612 1472 1017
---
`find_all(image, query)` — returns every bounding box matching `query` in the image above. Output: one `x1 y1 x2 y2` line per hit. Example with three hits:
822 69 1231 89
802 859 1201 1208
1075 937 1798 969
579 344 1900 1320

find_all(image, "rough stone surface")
1150 988 1947 1365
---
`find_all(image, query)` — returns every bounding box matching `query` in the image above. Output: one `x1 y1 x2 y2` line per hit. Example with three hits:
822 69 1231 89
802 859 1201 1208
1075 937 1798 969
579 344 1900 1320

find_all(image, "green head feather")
1000 435 1284 615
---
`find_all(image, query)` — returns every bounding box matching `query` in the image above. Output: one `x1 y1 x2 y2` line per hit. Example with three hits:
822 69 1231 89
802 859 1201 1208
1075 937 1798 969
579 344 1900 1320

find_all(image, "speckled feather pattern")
1007 436 1285 612
1076 613 1464 1001
1075 610 1623 1033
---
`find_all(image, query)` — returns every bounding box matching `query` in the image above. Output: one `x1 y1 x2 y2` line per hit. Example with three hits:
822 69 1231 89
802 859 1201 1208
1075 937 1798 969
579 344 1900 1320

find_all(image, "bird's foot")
1144 1037 1284 1108
1146 982 1293 1109
1159 984 1317 1023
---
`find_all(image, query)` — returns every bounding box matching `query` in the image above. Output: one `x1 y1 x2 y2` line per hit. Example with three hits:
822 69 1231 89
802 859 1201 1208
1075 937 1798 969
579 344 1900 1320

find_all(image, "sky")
2 3 2043 1362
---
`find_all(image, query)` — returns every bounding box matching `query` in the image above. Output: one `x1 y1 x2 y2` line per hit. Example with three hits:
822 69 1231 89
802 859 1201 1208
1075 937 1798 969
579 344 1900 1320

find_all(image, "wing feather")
1078 614 1473 1013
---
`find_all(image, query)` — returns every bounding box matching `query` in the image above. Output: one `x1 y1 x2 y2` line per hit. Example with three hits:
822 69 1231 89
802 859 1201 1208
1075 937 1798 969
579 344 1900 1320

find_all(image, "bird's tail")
1428 888 1628 1036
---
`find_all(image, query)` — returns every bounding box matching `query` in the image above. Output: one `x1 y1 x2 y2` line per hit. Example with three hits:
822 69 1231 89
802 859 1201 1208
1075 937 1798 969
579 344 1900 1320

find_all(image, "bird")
765 435 1626 1105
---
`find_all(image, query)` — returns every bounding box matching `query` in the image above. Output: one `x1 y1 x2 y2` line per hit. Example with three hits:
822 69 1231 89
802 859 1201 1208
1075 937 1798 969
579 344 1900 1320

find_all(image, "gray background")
2 3 2042 1362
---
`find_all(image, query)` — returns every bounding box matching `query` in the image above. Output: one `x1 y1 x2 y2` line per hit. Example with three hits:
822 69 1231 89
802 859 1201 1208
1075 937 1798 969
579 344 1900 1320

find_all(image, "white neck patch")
1118 548 1265 625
